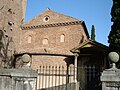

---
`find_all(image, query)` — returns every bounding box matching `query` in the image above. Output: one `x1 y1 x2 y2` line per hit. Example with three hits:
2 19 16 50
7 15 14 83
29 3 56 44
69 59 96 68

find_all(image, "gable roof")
23 8 79 26
22 8 90 39
71 40 109 54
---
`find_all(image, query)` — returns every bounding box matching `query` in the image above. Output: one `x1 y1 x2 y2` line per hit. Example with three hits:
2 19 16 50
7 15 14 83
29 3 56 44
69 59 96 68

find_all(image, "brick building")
20 8 108 90
18 8 89 69
0 0 109 90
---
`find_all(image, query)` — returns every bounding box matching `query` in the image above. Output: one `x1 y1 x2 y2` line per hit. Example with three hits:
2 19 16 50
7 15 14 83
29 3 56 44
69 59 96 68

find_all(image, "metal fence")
37 65 75 90
36 65 101 90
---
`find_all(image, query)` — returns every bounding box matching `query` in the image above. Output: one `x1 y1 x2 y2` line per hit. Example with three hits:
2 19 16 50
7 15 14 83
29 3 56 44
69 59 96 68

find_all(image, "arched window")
42 38 48 45
28 35 32 43
60 34 65 42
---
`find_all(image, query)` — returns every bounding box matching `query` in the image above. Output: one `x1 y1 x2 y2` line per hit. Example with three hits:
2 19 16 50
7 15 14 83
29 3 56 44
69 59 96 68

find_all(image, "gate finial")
108 52 119 69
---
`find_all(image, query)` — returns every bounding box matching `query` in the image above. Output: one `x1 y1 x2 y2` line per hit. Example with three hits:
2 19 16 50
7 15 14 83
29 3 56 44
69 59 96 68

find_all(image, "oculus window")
43 15 50 22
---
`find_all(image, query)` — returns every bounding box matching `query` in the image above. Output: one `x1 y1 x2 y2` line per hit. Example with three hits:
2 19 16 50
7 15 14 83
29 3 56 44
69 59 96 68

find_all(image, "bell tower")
0 0 27 45
0 0 27 68
0 0 27 36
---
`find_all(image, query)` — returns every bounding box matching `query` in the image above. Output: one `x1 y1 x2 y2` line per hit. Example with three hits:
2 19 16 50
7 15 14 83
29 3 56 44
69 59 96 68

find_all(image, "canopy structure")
71 40 109 56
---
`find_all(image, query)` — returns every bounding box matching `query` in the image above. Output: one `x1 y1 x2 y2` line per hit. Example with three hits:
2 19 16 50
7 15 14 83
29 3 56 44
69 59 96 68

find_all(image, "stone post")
0 54 38 90
101 52 120 90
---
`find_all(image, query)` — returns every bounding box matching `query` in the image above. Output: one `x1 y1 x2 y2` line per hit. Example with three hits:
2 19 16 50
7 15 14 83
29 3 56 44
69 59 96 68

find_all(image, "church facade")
0 0 109 90
18 8 90 69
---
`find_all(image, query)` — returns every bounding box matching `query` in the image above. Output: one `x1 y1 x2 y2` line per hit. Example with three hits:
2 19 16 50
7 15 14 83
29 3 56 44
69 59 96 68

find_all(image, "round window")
43 16 50 22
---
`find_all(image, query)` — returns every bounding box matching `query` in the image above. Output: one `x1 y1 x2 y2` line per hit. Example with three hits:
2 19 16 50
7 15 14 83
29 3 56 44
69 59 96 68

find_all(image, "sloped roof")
23 8 79 26
71 40 109 54
22 8 90 39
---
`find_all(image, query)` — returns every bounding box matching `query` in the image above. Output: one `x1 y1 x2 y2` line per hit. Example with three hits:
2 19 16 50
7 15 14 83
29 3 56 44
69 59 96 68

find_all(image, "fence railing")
36 65 75 90
36 65 101 90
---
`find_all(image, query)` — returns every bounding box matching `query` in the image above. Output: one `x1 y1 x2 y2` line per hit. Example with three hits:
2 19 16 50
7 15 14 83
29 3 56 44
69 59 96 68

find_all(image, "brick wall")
19 24 84 52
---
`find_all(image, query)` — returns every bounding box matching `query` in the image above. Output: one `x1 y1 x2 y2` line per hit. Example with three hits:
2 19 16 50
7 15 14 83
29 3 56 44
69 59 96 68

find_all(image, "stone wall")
0 68 37 90
38 82 79 90
101 68 120 90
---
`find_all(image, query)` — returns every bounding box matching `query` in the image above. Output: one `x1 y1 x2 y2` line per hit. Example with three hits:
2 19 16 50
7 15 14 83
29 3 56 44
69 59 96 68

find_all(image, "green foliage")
108 0 120 54
91 25 95 41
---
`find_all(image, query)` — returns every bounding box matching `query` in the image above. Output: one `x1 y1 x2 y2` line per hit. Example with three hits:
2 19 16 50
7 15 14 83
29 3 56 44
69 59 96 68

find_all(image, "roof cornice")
21 21 82 30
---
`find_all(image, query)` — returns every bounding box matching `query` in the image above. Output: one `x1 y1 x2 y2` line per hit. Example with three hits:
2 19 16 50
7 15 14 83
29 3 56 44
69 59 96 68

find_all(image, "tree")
108 0 120 54
91 25 96 41
0 30 14 68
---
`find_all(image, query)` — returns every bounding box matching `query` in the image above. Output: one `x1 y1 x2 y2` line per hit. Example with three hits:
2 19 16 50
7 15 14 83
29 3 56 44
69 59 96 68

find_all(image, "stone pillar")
0 54 38 90
101 52 120 90
74 53 79 83
101 68 120 90
0 67 37 90
73 53 80 90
